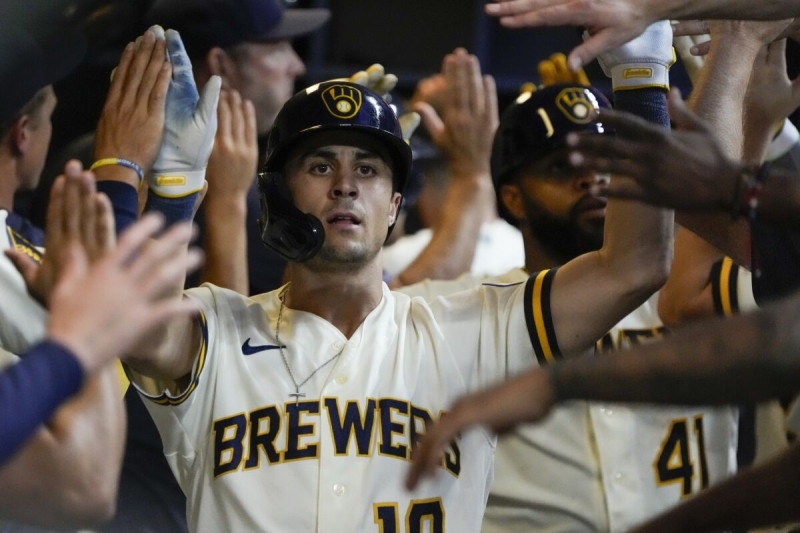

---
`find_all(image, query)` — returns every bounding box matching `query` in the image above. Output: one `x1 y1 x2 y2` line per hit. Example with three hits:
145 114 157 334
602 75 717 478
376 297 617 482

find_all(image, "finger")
689 40 711 56
198 75 222 126
766 38 787 68
465 52 485 114
230 90 246 142
120 29 158 110
538 60 556 86
583 109 667 143
216 90 232 143
136 296 202 333
148 60 172 114
243 99 257 145
4 249 39 289
406 421 455 490
62 172 84 239
667 89 708 132
106 42 134 106
45 176 66 246
128 222 195 281
79 175 99 259
443 49 468 111
606 178 656 203
483 75 499 131
137 32 168 103
550 53 570 83
568 27 632 71
115 213 166 266
671 20 709 38
348 70 368 85
94 193 116 252
165 29 199 102
365 64 385 86
137 244 203 299
568 150 649 180
412 101 445 141
373 73 398 95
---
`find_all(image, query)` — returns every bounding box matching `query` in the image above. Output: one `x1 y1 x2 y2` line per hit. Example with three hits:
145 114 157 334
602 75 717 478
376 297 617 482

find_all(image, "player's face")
514 149 608 259
19 86 57 191
228 41 306 135
285 131 402 271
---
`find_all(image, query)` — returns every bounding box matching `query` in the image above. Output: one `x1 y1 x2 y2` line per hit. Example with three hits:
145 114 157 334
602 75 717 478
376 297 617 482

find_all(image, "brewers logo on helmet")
258 80 412 262
490 83 611 225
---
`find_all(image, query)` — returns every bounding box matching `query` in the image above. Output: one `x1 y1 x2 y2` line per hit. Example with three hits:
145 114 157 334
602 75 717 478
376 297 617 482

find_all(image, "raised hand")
149 28 221 198
5 161 114 306
406 367 556 490
413 48 498 178
485 0 655 71
94 27 171 185
567 90 743 213
46 214 203 373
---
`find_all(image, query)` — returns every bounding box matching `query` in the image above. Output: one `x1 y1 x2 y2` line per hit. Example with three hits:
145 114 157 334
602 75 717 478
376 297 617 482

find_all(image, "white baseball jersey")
0 209 46 354
400 267 742 533
134 276 555 533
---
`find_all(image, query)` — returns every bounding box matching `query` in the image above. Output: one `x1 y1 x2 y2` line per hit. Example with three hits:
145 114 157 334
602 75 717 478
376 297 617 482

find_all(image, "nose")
574 171 609 192
331 170 359 199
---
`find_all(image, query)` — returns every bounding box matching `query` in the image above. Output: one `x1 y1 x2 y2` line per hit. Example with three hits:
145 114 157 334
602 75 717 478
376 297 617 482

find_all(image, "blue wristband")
144 191 198 227
97 180 139 235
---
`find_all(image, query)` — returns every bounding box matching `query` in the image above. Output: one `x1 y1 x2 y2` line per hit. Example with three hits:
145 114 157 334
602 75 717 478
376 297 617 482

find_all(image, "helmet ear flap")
257 172 325 262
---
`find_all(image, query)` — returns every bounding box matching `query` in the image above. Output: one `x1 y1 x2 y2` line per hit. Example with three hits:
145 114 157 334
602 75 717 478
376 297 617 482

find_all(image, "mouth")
575 195 607 217
326 211 362 228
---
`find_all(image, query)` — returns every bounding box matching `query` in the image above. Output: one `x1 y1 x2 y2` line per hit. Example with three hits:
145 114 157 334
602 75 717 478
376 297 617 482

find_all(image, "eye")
310 163 331 175
549 159 573 177
356 165 377 177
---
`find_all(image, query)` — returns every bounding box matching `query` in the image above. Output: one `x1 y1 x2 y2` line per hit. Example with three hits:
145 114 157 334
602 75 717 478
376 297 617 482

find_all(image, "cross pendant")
289 391 306 403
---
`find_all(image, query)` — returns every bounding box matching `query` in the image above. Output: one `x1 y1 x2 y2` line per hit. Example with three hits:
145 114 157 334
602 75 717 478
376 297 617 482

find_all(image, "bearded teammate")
108 24 672 529
399 23 747 532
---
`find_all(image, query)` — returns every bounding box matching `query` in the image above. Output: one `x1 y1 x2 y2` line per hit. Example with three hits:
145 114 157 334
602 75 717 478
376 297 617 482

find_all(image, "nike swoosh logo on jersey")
241 338 285 355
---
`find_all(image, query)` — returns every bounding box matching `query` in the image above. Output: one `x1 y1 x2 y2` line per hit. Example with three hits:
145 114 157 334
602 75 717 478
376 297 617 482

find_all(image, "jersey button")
333 341 344 351
335 374 348 385
333 483 346 496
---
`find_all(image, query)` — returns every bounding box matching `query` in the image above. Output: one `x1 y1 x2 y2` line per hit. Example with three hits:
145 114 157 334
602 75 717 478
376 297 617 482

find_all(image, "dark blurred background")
14 0 800 225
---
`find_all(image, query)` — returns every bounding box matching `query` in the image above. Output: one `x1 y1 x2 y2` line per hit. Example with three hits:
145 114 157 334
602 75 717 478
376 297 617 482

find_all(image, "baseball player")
106 26 672 531
400 26 745 532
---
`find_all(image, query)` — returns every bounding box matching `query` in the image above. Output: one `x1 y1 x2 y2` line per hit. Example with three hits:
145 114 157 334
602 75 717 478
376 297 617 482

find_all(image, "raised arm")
92 27 218 382
407 287 800 489
544 22 674 355
484 0 800 71
389 48 498 288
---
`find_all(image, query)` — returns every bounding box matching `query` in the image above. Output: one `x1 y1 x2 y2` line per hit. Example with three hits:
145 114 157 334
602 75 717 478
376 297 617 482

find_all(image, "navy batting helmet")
258 80 412 262
490 83 611 225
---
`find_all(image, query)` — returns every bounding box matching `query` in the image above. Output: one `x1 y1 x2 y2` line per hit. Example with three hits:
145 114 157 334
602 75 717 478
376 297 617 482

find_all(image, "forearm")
661 0 800 20
552 290 800 404
0 362 125 527
201 195 249 294
633 441 800 533
602 88 673 292
390 172 494 287
0 342 84 464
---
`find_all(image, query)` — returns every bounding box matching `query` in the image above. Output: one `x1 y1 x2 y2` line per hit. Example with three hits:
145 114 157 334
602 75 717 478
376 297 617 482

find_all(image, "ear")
500 183 526 221
9 115 31 156
388 192 403 225
205 47 239 90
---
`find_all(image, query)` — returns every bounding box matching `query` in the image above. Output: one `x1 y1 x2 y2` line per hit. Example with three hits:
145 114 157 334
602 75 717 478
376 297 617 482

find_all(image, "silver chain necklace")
276 287 343 403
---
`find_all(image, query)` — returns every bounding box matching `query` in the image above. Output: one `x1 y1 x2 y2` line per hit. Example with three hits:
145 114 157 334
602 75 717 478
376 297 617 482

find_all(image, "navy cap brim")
255 8 330 41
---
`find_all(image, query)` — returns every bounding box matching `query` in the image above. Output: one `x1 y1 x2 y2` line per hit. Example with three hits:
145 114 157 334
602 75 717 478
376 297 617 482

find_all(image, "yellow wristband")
90 158 144 181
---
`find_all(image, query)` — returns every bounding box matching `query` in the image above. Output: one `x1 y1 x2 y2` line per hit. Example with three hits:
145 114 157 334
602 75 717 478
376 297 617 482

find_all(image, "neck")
521 225 571 272
284 258 385 338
